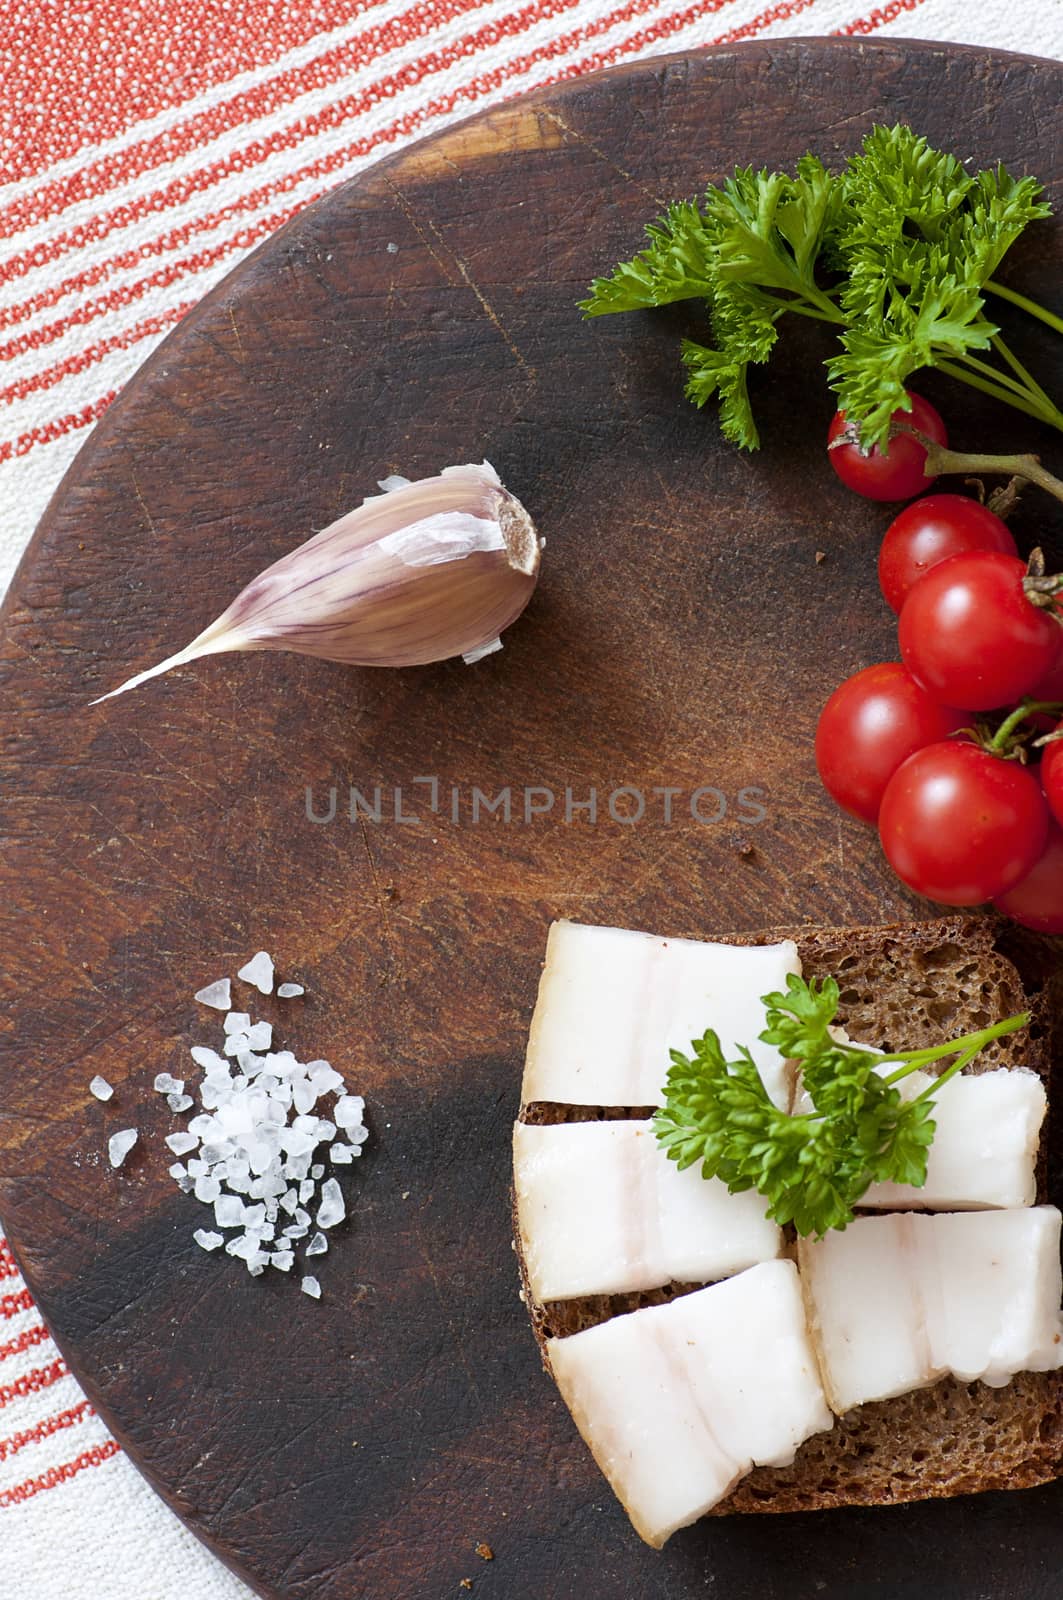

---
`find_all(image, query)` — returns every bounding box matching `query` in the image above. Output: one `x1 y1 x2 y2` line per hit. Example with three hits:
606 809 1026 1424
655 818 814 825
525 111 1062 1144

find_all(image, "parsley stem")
911 1042 983 1103
954 352 1048 406
766 298 845 325
991 336 1056 410
879 1009 1030 1085
933 363 1063 430
987 280 1063 339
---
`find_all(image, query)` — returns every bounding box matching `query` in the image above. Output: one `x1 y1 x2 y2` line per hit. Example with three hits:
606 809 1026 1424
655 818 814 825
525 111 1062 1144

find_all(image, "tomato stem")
987 699 1063 755
904 432 1063 509
1024 546 1063 610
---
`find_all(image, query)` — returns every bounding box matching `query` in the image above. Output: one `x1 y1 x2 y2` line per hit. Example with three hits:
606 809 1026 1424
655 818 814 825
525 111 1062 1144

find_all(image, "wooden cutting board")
3 37 1063 1600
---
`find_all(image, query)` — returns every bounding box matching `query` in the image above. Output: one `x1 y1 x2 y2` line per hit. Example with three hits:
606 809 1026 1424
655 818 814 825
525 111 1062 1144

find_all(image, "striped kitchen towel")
2 2 1062 1597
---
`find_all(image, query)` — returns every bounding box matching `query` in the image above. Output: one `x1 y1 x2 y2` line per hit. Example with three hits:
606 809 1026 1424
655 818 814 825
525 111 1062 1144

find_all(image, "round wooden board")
4 37 1063 1600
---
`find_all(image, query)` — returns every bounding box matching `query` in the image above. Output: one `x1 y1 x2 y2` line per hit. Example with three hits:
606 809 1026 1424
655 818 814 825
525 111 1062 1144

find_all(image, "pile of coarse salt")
103 952 367 1300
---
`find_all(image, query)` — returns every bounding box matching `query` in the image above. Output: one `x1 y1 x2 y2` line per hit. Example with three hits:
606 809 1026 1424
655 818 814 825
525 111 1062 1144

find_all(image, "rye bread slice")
514 914 1063 1516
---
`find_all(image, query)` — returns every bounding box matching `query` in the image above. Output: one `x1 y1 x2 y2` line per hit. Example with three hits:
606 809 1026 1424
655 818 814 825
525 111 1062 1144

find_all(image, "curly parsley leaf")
653 975 1028 1238
579 200 715 314
829 271 998 444
581 124 1060 449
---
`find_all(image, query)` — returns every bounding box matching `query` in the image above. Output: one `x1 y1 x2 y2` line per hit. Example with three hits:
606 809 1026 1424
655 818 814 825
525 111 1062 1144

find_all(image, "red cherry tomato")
993 822 1063 933
827 392 948 503
878 742 1050 906
815 664 966 825
899 552 1061 712
1028 639 1063 704
1043 731 1063 830
878 494 1017 615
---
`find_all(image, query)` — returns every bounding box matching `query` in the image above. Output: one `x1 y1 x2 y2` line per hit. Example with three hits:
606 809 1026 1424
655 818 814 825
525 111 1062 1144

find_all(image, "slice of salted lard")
860 1068 1046 1211
522 921 800 1112
546 1260 833 1548
800 1208 1063 1414
513 1119 780 1301
793 1065 1047 1211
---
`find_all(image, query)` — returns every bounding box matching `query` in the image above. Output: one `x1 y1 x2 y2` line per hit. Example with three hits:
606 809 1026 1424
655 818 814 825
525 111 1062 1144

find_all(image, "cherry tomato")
815 664 966 824
899 552 1061 712
1028 639 1063 704
1043 730 1063 830
993 822 1063 933
827 392 948 503
878 494 1017 614
878 741 1050 906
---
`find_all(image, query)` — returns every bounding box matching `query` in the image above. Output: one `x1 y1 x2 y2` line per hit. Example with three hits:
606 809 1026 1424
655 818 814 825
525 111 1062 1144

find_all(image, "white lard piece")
860 1068 1046 1211
512 1119 780 1301
521 921 800 1112
546 1260 832 1547
793 1063 1046 1211
799 1207 1063 1415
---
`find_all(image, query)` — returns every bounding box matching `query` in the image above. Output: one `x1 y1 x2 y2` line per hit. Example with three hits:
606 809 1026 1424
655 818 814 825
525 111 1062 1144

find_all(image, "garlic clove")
94 462 539 702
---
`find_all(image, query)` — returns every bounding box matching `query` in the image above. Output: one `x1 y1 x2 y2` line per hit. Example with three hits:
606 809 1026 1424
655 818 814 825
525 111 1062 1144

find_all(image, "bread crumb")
460 1582 473 1591
815 549 826 564
475 1542 494 1561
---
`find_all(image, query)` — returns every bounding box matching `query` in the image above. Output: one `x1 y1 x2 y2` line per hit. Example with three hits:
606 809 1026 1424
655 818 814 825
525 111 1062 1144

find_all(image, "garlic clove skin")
94 462 540 701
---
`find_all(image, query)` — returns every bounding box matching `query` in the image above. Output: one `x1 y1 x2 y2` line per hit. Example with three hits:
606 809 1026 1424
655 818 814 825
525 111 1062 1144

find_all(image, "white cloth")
2 2 1062 1596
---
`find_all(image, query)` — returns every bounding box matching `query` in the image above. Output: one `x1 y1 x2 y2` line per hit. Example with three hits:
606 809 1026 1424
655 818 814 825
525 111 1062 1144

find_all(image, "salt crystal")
317 1178 345 1229
224 1033 250 1056
191 1046 227 1072
310 1164 324 1180
167 1093 194 1113
194 1174 222 1203
108 1129 138 1168
193 1229 224 1251
292 1081 318 1116
301 1276 321 1299
347 1126 369 1147
214 1195 245 1229
154 1073 184 1095
306 1232 328 1257
186 1158 208 1178
330 1145 354 1165
308 1063 344 1095
334 1096 364 1130
188 1115 214 1138
299 1180 315 1203
314 1121 336 1143
283 1225 308 1241
277 983 304 999
238 951 274 995
294 1207 311 1228
195 979 231 1010
271 1251 295 1272
223 1012 251 1034
169 1165 194 1193
246 1022 272 1051
89 1076 113 1102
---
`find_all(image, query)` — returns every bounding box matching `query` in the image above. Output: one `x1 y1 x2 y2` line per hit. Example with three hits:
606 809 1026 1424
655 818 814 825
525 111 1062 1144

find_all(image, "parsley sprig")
581 125 1063 450
652 973 1029 1237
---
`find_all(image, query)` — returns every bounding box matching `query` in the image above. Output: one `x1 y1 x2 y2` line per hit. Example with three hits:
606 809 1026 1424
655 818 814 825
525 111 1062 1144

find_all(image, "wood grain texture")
2 37 1063 1600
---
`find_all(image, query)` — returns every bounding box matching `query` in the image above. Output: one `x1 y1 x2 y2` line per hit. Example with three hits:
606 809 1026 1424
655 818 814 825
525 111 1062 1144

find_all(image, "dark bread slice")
514 914 1063 1516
